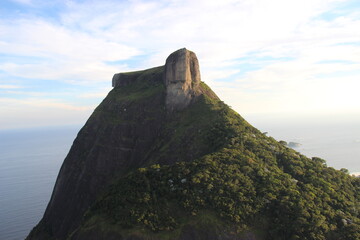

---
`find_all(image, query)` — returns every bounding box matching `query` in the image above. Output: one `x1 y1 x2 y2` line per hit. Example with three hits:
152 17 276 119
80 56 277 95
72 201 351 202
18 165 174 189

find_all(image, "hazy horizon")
1 120 358 240
1 1 359 239
1 113 358 174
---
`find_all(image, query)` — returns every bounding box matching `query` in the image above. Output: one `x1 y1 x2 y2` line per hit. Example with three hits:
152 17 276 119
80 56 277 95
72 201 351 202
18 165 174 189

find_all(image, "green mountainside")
27 49 359 240
73 84 359 240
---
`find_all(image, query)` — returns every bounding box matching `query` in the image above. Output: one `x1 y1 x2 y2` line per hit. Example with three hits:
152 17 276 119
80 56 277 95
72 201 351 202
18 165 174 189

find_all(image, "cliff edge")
113 48 202 111
27 49 360 240
164 48 201 111
26 48 219 239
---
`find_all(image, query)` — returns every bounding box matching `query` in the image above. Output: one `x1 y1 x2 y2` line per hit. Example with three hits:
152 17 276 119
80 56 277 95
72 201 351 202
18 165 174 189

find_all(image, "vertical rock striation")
26 48 360 240
27 66 166 240
164 48 201 111
27 48 206 240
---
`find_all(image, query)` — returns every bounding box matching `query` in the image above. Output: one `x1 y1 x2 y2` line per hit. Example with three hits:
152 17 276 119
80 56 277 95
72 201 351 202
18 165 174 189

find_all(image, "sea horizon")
0 118 359 239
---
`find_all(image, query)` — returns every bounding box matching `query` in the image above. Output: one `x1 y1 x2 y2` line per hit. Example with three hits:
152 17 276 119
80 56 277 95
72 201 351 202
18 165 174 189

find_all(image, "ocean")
248 117 360 175
0 120 359 240
0 126 79 240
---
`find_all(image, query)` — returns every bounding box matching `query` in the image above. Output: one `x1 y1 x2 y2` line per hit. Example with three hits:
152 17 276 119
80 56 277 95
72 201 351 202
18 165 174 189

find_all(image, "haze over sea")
0 117 359 240
0 126 79 240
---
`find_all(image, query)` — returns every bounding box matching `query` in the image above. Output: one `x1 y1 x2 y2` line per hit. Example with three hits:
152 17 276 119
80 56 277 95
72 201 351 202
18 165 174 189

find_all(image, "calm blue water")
0 122 359 240
0 126 79 240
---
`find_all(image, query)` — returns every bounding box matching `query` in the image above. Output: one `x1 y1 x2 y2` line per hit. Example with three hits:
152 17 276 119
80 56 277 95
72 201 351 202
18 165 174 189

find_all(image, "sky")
0 0 359 130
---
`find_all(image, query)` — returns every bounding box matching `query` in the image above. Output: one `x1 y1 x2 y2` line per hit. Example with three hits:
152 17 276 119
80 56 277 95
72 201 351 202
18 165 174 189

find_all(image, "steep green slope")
27 49 359 240
27 61 238 240
27 66 167 240
71 92 359 240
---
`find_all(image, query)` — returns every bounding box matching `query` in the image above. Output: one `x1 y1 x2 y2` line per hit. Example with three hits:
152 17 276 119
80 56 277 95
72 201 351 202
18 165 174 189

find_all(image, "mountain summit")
163 48 201 111
27 49 359 240
113 48 203 112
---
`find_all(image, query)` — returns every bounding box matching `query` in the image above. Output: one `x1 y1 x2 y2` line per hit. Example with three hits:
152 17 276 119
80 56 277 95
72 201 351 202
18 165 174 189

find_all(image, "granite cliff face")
28 66 167 240
27 48 220 240
113 48 202 111
164 48 201 111
27 49 360 240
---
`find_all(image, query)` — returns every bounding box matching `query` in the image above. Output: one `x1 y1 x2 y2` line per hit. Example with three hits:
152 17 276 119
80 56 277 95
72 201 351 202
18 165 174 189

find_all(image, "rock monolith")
164 48 201 111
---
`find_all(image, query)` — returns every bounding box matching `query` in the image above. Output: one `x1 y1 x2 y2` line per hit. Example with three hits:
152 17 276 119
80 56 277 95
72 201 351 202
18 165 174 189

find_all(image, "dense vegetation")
84 94 360 240
27 53 359 240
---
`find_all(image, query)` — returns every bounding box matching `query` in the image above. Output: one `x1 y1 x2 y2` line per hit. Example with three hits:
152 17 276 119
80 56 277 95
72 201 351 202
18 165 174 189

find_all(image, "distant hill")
27 49 359 240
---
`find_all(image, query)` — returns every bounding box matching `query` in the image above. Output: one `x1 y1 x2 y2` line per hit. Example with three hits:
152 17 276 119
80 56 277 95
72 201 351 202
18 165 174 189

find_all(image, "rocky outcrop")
112 73 138 87
26 48 360 240
112 48 202 111
112 67 163 87
26 49 212 240
27 66 167 240
164 48 201 111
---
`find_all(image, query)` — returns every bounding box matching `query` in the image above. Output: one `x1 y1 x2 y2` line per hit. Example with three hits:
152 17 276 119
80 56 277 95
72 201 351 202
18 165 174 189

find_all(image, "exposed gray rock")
112 73 136 87
112 48 202 111
27 68 167 240
26 49 212 240
112 66 163 87
164 48 201 111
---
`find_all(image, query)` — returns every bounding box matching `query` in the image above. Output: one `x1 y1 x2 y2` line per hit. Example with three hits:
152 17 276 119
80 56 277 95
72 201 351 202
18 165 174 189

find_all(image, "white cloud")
0 97 94 129
78 88 111 99
214 60 360 115
10 0 32 5
0 84 22 89
0 19 139 61
0 18 139 82
0 0 359 129
0 61 126 83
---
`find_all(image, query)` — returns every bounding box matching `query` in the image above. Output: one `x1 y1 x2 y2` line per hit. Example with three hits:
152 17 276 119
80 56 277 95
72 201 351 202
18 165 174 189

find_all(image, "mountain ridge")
27 49 359 240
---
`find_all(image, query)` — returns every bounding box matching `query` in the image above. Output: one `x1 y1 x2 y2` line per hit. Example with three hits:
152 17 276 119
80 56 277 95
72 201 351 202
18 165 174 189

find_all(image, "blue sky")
0 0 359 129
